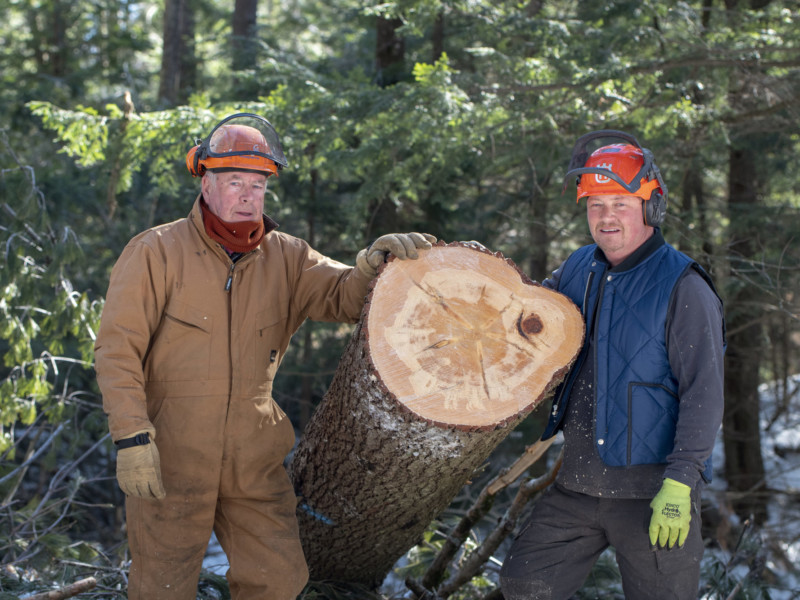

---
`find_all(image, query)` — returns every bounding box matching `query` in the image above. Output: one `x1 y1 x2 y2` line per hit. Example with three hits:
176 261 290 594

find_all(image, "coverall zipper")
225 259 236 424
225 262 235 292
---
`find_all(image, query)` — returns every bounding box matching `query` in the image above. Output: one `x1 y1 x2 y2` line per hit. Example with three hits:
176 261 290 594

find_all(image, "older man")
95 113 435 599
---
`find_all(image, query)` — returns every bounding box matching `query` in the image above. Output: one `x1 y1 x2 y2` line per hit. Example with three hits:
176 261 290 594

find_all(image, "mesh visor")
204 113 287 169
562 129 666 200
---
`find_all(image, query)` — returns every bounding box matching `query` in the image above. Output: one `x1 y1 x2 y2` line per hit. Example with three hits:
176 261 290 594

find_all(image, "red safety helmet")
186 113 287 178
563 130 668 226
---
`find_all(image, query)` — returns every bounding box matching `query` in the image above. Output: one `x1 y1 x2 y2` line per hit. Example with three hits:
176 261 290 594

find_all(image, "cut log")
288 242 583 588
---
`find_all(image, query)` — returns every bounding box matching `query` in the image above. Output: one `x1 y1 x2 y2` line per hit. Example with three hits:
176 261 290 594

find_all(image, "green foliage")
1 0 800 598
28 101 199 200
699 523 777 600
398 523 500 599
0 133 102 453
395 526 445 580
26 104 110 167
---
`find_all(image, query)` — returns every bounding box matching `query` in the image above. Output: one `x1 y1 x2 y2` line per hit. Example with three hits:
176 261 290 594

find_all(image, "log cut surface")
367 243 584 429
289 242 583 587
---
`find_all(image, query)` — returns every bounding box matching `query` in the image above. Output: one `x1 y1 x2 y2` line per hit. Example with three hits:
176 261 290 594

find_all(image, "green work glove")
356 232 437 278
649 478 691 548
115 429 166 500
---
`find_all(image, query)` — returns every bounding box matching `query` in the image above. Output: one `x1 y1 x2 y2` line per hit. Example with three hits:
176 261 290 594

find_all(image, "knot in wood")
518 313 543 339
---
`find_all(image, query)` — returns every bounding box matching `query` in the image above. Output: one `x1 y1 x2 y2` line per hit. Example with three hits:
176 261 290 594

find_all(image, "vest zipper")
582 271 595 318
550 268 600 419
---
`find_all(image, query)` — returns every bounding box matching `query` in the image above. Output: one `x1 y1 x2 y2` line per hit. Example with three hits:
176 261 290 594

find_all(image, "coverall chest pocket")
255 304 288 379
148 300 213 381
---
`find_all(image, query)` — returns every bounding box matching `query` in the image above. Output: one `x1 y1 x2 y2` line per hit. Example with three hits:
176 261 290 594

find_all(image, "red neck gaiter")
200 199 265 253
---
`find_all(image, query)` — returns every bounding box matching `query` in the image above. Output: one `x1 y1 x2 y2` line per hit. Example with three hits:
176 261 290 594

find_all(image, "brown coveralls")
95 197 370 599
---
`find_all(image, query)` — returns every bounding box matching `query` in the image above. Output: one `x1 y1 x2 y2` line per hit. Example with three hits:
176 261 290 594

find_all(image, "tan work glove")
356 232 437 278
115 428 166 500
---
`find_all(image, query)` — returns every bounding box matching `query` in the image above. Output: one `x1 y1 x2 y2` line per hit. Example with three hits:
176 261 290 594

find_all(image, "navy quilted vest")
543 243 695 469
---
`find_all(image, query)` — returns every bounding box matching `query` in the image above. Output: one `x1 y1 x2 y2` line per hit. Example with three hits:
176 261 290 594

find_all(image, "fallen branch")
419 438 555 591
20 577 97 600
412 440 561 596
405 576 440 599
486 437 555 496
435 448 564 597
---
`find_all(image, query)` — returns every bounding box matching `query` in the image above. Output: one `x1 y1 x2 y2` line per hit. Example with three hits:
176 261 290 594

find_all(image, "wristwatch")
114 432 151 449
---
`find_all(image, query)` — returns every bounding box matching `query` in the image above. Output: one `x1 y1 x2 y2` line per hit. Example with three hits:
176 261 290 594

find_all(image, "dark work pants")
499 484 703 600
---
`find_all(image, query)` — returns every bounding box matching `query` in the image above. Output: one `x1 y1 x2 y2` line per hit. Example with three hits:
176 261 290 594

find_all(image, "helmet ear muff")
186 141 210 177
641 147 667 227
643 189 666 227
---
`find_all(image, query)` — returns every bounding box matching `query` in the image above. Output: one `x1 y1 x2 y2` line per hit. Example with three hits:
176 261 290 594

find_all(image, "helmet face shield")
186 113 287 178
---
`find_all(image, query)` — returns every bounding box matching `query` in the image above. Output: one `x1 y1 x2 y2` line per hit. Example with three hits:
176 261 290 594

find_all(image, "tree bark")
27 0 69 78
158 0 196 106
720 0 771 525
723 142 768 524
289 242 583 588
431 11 444 63
232 0 259 71
526 163 550 281
375 15 405 87
679 164 714 262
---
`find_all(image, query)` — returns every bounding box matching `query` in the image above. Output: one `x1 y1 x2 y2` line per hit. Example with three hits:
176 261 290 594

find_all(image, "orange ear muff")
185 145 205 177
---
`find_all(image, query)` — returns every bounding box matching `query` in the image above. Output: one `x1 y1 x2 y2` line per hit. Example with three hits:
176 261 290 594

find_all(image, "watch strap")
114 432 151 449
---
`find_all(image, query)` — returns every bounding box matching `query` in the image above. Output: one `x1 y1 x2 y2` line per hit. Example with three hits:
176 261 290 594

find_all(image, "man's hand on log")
356 232 437 278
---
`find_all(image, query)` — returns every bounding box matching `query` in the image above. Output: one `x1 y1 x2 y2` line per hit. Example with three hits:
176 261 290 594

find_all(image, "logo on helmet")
595 163 613 184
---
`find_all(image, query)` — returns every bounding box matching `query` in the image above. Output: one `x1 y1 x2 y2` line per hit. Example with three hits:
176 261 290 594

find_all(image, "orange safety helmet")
186 113 287 178
563 130 668 226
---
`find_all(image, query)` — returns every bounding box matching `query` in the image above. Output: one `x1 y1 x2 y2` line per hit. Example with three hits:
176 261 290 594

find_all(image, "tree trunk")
289 242 583 588
232 0 259 71
526 0 545 17
431 11 444 63
375 15 405 87
680 164 714 263
720 0 771 525
526 178 550 281
27 0 69 78
723 143 768 524
158 0 196 106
